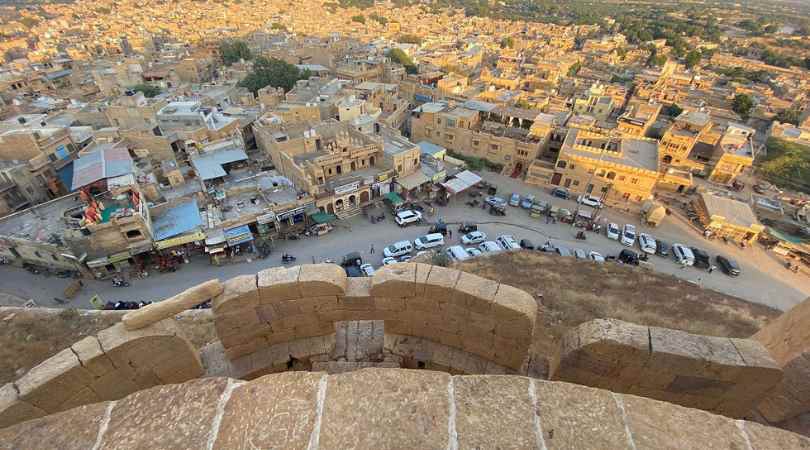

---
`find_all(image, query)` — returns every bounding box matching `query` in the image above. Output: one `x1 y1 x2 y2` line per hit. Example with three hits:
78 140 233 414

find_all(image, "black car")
618 249 640 266
458 222 478 234
690 247 711 269
341 252 364 277
551 187 570 199
519 239 535 250
716 255 741 276
655 240 670 257
429 221 448 236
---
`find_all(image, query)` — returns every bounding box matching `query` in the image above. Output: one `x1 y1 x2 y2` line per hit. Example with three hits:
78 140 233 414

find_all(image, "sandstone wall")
0 319 202 429
550 318 782 418
213 263 537 372
754 296 810 423
1 368 808 449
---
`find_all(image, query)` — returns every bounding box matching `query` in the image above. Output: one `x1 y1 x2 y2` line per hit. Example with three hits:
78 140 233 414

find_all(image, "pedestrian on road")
369 244 375 255
448 229 452 239
709 265 715 274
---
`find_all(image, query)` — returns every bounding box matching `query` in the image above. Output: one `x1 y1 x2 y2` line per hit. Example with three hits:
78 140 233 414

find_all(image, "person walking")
369 244 375 255
708 265 715 274
448 229 452 239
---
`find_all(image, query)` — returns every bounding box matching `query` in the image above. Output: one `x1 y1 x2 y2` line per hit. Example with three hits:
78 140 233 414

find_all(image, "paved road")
1 172 808 311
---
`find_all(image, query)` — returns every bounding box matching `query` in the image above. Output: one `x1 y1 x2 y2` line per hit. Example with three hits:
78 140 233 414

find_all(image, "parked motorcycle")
282 253 297 264
575 231 587 240
111 276 130 288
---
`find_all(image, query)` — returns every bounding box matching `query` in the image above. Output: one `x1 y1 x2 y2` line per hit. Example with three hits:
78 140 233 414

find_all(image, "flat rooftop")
0 194 83 244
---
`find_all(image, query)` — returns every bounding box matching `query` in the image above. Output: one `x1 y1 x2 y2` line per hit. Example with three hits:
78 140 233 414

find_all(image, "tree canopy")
351 15 366 24
732 94 754 119
387 48 417 74
238 57 311 94
219 40 252 66
663 104 683 118
130 84 161 98
759 138 810 194
684 50 701 69
775 109 801 126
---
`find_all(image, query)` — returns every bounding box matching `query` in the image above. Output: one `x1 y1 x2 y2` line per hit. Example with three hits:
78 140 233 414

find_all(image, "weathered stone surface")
0 401 109 450
122 279 222 330
298 263 347 297
258 266 302 302
534 380 631 450
369 263 417 298
452 272 498 315
423 266 461 303
15 346 93 412
453 375 535 449
0 383 45 429
71 335 116 378
98 378 228 450
213 372 323 450
320 369 449 449
213 274 258 312
621 393 751 450
741 420 810 449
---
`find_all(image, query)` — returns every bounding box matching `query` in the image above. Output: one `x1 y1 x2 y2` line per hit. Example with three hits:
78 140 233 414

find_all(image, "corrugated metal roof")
71 147 133 190
191 147 248 180
152 199 203 241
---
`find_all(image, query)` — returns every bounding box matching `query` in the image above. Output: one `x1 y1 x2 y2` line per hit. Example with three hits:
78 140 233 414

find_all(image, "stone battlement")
1 369 808 449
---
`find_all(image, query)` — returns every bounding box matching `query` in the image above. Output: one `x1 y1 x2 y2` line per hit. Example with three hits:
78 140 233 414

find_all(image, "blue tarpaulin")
152 199 203 241
224 224 253 246
191 147 248 180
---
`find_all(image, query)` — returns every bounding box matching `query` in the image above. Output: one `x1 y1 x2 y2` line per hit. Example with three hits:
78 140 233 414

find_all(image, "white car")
461 231 487 245
465 247 483 258
621 224 636 247
394 209 422 227
577 194 603 208
588 251 605 262
606 223 620 240
478 241 502 253
638 233 657 254
383 240 413 258
382 257 398 265
672 243 695 266
496 234 520 250
359 263 375 276
414 233 445 250
445 245 470 261
573 248 587 259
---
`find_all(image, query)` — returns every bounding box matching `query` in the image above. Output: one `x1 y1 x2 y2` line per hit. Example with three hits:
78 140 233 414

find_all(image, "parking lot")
0 171 807 312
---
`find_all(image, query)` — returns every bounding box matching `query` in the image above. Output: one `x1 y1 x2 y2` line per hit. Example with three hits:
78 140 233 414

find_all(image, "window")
606 172 616 180
490 144 499 151
473 140 480 147
635 195 642 202
572 180 580 186
556 160 567 169
601 186 609 193
631 178 638 185
126 230 142 239
446 135 454 142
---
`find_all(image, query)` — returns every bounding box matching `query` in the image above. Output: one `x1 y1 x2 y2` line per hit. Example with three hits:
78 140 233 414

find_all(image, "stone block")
0 401 109 450
423 266 461 303
213 372 324 450
0 383 46 429
254 304 278 324
741 420 810 450
70 335 116 378
213 274 258 312
123 279 222 330
454 375 536 449
258 265 301 302
296 295 339 313
374 296 406 311
405 295 440 313
339 278 375 311
757 352 810 422
453 271 499 315
265 329 296 346
16 346 94 412
462 328 495 361
57 386 100 412
297 263 347 297
491 282 536 325
370 263 418 298
319 369 449 450
215 307 262 332
225 336 269 360
96 321 178 364
294 320 336 339
89 368 143 400
534 380 631 450
414 263 432 295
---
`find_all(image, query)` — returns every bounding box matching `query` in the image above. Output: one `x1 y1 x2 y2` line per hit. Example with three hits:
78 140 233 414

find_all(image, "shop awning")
225 224 254 246
155 230 206 250
310 212 338 224
441 170 482 194
397 171 430 191
384 191 404 205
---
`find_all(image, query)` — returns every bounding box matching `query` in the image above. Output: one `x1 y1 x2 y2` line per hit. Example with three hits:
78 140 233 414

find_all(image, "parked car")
606 223 620 240
690 246 711 269
429 221 448 236
485 196 507 208
458 222 478 234
461 231 487 245
478 241 503 253
519 239 535 250
655 240 671 257
672 244 695 266
588 251 606 263
551 187 570 199
618 249 640 265
577 194 603 209
555 245 573 257
621 224 637 247
520 195 535 209
445 245 470 261
341 251 364 277
398 254 412 262
638 233 657 254
716 255 741 276
496 235 520 250
414 233 445 250
359 263 375 277
465 247 483 258
383 240 413 258
574 248 588 259
394 210 422 227
509 193 521 207
382 257 398 265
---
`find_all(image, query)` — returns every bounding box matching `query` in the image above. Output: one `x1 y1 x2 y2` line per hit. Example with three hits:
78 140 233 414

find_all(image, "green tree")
775 108 801 125
270 22 287 31
567 62 581 76
732 94 754 119
219 40 252 66
369 13 387 25
397 34 422 45
238 57 311 94
500 37 514 49
19 17 39 28
351 15 366 24
387 48 417 74
759 138 810 193
130 84 161 98
664 104 684 117
684 50 701 69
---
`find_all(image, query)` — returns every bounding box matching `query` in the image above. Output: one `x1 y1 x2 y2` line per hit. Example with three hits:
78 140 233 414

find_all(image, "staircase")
311 320 402 374
335 205 362 221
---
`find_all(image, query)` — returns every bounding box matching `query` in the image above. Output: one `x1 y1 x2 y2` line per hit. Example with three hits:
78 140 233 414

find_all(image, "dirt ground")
454 251 782 359
0 307 216 385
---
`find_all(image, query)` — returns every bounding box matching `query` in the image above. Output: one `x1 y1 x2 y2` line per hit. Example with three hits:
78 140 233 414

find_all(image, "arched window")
606 171 616 180
556 160 567 169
